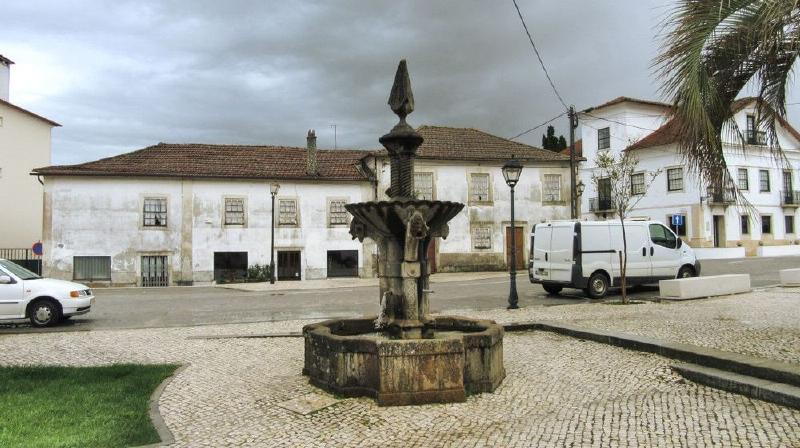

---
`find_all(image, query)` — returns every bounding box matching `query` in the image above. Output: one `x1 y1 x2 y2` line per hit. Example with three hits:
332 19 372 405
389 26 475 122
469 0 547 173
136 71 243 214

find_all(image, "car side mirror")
0 275 11 284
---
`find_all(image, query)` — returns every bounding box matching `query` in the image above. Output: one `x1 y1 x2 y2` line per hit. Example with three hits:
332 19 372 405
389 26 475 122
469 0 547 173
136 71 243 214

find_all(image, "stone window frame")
413 171 435 200
141 195 169 230
759 169 771 192
666 167 684 192
471 223 493 251
468 172 493 205
597 127 611 150
737 168 749 191
277 197 300 227
630 172 646 196
541 173 564 204
222 196 247 227
327 197 351 227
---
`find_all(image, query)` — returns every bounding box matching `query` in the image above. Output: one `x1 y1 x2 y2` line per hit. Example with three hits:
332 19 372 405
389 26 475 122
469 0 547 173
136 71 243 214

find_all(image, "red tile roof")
0 98 61 127
559 139 582 157
374 125 571 162
33 143 370 181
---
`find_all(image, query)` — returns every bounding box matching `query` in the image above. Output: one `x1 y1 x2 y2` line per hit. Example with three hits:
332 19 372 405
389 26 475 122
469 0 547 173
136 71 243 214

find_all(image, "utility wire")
511 0 569 110
582 112 660 132
508 111 567 140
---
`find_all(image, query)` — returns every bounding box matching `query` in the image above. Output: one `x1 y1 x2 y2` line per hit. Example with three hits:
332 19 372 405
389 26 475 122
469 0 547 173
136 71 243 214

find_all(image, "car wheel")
542 283 563 295
29 300 61 328
677 265 696 279
585 272 609 299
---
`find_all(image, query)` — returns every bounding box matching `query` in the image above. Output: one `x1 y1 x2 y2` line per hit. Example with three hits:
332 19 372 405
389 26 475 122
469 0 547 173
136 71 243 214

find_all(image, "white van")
528 220 700 298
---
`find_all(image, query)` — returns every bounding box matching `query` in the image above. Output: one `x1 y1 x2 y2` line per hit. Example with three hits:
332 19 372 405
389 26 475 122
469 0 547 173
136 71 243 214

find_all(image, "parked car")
528 220 700 299
0 259 94 327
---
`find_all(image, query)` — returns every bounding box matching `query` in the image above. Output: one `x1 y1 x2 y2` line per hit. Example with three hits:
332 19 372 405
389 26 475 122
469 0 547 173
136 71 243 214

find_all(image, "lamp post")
576 180 585 215
502 157 523 310
270 182 280 284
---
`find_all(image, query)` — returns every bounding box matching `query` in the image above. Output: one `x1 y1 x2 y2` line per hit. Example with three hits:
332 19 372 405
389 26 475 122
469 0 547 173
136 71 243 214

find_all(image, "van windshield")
0 260 41 280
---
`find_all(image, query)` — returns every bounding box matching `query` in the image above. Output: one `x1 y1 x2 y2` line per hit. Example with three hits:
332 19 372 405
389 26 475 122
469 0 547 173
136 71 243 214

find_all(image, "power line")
511 0 568 110
581 112 660 132
508 111 567 140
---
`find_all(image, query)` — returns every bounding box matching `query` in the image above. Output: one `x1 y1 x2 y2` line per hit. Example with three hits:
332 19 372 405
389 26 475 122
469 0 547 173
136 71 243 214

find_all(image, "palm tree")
655 0 800 195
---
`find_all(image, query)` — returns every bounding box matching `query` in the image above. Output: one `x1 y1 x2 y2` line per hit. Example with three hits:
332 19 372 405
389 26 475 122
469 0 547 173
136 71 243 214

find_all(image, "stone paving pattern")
2 289 800 447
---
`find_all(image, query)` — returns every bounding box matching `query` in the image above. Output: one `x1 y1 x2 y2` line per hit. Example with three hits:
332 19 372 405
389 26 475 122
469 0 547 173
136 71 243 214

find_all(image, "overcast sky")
4 0 800 165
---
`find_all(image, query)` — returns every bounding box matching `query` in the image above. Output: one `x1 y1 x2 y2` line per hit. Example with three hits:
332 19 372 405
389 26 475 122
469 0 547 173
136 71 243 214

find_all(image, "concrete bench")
659 274 751 300
780 269 800 287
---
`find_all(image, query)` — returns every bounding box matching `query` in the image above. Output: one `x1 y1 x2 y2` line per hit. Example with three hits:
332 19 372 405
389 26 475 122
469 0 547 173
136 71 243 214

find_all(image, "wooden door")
426 239 437 274
505 226 525 270
277 251 302 281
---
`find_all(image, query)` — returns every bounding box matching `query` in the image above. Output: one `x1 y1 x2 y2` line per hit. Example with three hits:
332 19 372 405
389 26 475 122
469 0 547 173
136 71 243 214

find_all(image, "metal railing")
589 197 614 212
0 248 43 275
707 189 735 205
781 190 800 207
746 130 767 146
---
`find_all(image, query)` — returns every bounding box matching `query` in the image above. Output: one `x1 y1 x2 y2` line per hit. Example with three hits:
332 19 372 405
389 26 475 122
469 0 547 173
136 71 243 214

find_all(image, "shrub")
246 264 272 282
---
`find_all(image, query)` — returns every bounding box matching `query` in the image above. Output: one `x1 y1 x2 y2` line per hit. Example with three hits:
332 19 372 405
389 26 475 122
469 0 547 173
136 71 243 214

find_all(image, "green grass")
0 363 179 448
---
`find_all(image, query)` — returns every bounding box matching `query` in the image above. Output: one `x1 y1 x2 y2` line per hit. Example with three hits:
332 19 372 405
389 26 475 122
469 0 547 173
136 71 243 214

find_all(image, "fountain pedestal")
302 60 505 406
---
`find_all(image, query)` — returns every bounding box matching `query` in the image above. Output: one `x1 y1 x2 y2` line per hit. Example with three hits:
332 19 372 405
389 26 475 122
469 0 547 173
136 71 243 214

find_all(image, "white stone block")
780 268 800 287
659 274 750 300
693 247 746 260
757 245 800 257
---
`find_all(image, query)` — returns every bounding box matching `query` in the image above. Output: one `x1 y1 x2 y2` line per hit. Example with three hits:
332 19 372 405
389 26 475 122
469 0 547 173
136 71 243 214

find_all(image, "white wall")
0 62 9 101
43 176 372 285
0 102 53 248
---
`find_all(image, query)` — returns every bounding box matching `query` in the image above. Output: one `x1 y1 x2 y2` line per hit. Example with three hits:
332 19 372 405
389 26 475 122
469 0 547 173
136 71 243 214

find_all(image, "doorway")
712 215 725 248
505 226 526 269
141 255 169 287
426 239 437 274
327 250 358 278
277 250 302 281
214 252 248 283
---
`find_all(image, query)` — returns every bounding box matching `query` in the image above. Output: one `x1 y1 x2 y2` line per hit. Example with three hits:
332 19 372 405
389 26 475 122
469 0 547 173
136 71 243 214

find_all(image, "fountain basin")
302 316 505 406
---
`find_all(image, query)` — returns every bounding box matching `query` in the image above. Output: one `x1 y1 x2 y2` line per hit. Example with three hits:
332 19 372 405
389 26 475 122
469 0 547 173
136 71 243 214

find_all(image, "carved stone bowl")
302 316 505 406
345 199 464 241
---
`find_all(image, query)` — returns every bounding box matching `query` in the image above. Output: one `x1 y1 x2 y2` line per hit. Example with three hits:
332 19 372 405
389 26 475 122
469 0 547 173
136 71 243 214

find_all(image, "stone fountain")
302 60 505 406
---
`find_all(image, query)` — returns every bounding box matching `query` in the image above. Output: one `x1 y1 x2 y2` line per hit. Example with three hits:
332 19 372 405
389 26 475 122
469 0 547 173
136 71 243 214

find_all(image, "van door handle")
650 247 654 256
642 247 646 257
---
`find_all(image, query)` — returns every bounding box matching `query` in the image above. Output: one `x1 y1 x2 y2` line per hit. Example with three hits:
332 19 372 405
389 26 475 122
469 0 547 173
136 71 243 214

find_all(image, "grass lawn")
0 363 180 448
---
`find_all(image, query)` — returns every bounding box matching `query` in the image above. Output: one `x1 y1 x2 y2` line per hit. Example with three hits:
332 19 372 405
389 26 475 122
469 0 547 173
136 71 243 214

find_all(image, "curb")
134 364 188 448
187 332 302 340
503 321 800 388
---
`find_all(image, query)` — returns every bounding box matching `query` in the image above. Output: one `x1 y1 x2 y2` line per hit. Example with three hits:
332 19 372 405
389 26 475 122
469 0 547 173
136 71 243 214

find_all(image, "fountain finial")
388 60 414 120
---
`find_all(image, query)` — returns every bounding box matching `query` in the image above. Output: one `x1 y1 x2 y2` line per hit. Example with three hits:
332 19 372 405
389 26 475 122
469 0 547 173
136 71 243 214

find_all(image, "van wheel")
29 299 61 328
584 273 609 299
677 265 696 279
542 283 563 295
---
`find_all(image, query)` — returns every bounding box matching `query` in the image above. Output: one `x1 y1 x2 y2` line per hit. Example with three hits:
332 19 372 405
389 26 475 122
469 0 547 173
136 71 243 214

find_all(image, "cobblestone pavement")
482 286 800 365
1 316 799 447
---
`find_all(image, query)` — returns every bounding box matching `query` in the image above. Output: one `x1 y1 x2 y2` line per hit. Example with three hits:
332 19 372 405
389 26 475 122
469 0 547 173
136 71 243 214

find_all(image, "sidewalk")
218 271 508 292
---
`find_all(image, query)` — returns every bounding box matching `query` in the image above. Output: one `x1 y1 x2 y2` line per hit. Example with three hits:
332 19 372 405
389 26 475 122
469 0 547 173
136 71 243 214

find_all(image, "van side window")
649 224 677 249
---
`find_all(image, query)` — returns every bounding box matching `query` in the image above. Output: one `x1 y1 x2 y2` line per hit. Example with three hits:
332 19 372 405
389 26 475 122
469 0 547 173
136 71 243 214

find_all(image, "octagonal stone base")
302 316 505 406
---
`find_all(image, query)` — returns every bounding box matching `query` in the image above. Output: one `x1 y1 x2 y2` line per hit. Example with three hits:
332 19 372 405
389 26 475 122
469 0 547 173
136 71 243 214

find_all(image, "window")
786 215 795 235
630 173 645 195
73 256 111 281
329 199 349 225
667 214 687 236
414 172 434 200
762 215 772 234
470 173 491 202
224 198 245 225
649 223 677 249
667 168 683 192
741 215 750 235
783 171 793 193
759 170 770 192
737 168 749 190
598 127 610 150
278 199 298 226
542 174 562 202
472 226 492 250
143 198 167 227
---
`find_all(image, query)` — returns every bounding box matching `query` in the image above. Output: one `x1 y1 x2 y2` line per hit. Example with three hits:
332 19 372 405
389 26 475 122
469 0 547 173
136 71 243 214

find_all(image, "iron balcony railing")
707 188 735 205
589 197 614 212
746 130 767 146
781 190 800 207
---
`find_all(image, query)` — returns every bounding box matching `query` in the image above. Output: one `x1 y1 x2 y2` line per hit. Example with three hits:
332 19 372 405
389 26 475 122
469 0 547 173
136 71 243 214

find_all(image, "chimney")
306 129 318 175
0 55 13 102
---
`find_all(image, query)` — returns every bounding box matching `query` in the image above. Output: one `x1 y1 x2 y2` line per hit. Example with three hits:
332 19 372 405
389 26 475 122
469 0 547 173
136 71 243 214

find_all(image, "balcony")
781 190 800 207
746 130 767 146
707 188 735 206
589 197 614 213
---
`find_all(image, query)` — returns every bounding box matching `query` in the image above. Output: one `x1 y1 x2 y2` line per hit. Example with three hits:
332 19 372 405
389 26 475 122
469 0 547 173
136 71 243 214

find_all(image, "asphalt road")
2 256 797 332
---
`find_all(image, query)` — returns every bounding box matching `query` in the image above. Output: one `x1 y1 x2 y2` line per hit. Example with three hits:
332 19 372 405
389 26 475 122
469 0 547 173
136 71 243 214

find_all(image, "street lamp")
270 182 280 284
502 157 523 310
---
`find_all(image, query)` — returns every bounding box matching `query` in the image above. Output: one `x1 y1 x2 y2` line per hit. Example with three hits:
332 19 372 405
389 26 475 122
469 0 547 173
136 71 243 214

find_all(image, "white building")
34 125 572 286
0 54 60 250
577 96 800 257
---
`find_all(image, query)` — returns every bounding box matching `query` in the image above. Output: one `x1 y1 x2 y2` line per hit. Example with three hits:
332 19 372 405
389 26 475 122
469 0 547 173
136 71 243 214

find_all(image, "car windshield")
0 260 41 280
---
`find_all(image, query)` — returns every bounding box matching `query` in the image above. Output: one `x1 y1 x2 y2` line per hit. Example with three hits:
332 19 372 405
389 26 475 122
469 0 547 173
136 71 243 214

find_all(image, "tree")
541 125 567 151
656 0 799 198
591 150 661 304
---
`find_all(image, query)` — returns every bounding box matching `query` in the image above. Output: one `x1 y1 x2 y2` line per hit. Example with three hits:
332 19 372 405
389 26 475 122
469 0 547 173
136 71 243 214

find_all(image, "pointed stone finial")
388 60 414 120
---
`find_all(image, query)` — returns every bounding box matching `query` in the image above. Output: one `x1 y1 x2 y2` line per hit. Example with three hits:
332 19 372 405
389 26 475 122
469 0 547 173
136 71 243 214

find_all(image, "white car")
0 259 94 327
